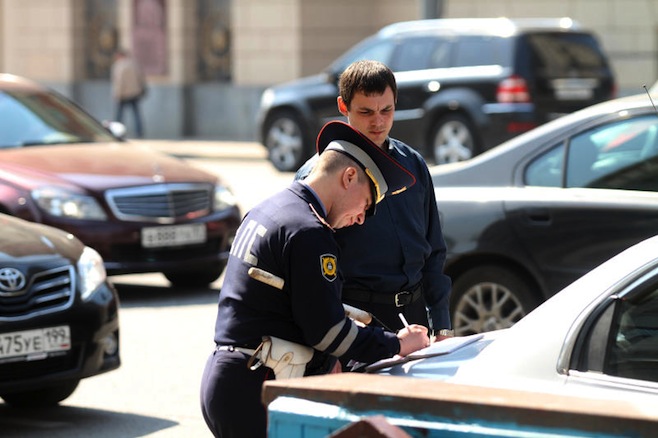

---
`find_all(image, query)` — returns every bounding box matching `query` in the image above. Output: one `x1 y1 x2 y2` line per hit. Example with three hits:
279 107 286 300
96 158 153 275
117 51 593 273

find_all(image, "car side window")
574 276 658 385
526 115 658 190
333 39 396 72
568 116 658 190
608 287 658 382
525 143 565 187
390 37 451 71
453 36 511 67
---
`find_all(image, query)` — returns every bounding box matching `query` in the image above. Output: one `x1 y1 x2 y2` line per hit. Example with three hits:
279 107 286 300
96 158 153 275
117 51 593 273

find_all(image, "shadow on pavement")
111 280 220 309
0 404 177 438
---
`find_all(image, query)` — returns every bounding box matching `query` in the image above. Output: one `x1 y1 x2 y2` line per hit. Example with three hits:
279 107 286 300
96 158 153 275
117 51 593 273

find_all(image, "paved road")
0 140 293 438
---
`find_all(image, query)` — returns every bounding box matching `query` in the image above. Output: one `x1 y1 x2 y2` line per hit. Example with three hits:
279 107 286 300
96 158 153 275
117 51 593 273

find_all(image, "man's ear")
337 97 348 116
342 166 357 189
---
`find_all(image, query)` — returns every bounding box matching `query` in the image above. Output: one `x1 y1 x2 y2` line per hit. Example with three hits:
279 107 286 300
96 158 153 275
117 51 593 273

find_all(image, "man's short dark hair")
338 60 398 109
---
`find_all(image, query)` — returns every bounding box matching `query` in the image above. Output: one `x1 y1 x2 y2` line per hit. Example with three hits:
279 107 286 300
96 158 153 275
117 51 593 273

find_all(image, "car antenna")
643 84 658 115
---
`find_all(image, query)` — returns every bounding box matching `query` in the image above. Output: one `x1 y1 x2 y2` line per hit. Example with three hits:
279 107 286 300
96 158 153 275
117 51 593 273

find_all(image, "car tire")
163 264 224 289
264 110 311 172
1 379 79 408
451 266 540 336
430 113 478 164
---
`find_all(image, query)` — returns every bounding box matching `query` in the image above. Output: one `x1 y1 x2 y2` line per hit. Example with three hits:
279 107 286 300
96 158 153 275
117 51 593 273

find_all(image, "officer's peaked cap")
317 121 416 215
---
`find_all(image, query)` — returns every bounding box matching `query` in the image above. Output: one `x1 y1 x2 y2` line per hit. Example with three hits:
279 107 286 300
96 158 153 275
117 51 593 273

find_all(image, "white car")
377 234 658 404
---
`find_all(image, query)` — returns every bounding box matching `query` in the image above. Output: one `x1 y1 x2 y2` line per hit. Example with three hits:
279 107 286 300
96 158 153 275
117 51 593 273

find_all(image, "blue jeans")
115 97 144 138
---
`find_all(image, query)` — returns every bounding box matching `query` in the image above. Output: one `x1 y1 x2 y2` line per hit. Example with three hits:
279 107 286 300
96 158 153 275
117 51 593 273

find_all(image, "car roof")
378 17 584 38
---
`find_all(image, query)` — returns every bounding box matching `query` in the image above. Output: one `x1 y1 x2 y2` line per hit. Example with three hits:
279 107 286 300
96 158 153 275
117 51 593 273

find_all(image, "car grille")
0 266 75 320
106 183 213 223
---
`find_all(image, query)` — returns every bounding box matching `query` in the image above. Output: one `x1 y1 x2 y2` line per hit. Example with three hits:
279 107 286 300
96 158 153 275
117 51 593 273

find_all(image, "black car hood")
0 214 82 260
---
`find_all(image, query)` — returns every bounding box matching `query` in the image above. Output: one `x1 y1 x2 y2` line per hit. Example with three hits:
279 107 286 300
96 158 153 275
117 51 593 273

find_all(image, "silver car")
377 233 658 405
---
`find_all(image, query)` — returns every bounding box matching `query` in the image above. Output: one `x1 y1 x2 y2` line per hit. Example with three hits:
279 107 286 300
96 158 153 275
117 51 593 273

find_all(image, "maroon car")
0 74 241 287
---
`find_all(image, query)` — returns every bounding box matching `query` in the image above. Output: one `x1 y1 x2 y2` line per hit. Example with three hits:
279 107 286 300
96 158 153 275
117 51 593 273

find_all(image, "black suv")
257 17 616 172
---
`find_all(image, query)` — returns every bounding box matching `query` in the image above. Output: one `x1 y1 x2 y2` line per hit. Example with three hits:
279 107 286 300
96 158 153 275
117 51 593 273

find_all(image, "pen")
398 312 410 329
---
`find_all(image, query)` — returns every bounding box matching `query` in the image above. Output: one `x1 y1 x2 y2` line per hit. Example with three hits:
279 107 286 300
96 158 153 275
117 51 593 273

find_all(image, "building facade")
0 0 656 140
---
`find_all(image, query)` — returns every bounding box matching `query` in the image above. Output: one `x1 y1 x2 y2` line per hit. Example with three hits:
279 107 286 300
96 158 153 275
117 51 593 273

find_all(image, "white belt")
216 345 257 356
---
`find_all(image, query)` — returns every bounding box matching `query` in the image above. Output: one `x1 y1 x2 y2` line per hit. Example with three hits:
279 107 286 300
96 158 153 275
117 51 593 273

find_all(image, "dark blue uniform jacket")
296 138 452 329
214 181 399 365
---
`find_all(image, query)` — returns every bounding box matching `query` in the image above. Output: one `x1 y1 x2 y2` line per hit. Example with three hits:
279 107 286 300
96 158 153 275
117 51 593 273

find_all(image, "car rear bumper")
481 102 540 150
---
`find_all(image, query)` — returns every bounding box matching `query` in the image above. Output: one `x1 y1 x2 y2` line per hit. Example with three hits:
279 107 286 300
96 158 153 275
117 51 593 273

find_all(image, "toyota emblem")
0 267 27 293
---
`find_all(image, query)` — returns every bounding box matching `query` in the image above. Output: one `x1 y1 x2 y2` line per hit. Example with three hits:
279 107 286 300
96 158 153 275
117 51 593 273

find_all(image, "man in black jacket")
296 60 453 340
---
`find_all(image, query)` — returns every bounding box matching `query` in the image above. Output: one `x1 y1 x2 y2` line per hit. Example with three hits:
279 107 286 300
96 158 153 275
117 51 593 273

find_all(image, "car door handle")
524 207 551 225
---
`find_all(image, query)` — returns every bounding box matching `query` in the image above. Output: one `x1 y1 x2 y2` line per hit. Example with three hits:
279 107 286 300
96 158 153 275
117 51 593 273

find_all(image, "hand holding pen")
396 312 430 356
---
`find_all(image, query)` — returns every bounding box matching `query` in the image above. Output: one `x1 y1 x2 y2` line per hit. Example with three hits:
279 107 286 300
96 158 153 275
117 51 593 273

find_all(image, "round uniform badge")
320 254 337 282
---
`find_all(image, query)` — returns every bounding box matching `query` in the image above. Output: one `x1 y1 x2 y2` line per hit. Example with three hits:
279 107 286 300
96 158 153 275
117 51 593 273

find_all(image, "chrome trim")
0 267 27 295
568 370 658 395
556 262 658 375
105 183 213 224
0 265 75 321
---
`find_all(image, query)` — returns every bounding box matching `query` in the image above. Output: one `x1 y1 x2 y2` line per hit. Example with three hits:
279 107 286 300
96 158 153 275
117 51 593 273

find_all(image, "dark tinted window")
522 33 608 73
453 36 512 67
390 36 452 71
608 286 658 383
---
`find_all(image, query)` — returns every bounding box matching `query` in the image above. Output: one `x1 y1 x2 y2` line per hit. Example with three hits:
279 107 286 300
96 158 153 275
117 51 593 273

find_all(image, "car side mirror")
103 121 127 139
322 70 340 85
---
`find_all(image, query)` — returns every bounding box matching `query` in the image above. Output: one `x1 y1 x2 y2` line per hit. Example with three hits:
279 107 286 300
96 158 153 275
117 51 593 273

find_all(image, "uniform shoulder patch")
320 254 338 282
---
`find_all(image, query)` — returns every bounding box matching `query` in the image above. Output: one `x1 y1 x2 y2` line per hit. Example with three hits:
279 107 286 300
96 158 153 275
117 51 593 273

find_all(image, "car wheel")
264 111 311 172
163 264 224 288
431 114 478 164
1 380 79 408
451 266 539 336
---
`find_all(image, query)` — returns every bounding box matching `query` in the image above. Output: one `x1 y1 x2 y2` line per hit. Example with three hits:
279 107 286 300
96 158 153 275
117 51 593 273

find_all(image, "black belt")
215 345 257 356
342 284 422 307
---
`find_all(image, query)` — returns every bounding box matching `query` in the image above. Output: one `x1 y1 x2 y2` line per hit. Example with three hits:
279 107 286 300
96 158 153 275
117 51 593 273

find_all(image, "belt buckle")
395 291 411 307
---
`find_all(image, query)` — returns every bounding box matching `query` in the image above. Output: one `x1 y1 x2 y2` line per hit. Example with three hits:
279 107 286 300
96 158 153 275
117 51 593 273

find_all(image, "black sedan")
0 213 120 407
431 91 658 335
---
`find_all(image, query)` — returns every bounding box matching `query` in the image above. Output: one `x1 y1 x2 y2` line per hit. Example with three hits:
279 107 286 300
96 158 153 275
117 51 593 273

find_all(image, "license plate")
0 326 71 361
141 223 207 248
551 78 597 100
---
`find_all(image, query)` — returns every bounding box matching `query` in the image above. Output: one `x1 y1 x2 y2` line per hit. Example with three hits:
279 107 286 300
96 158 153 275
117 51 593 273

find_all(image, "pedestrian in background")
296 60 453 341
111 48 146 138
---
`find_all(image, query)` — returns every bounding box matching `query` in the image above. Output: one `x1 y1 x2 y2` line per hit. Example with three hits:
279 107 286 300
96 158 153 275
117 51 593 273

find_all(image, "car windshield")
0 89 116 148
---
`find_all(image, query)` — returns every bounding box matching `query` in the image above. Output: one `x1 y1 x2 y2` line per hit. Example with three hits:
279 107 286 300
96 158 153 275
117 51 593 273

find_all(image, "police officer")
296 60 453 340
200 121 430 438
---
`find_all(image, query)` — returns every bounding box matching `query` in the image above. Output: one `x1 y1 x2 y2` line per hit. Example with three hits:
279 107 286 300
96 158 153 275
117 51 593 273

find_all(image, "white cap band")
325 139 388 202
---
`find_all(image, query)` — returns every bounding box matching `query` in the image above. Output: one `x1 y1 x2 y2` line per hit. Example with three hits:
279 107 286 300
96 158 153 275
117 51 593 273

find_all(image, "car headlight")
260 88 275 108
77 246 107 301
32 187 107 220
214 185 237 212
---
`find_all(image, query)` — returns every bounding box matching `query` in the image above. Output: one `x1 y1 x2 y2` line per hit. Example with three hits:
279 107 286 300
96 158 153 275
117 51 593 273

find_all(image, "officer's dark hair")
338 60 398 109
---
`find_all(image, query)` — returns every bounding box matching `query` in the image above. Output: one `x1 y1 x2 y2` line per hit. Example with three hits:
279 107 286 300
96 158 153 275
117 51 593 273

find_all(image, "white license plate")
551 78 597 100
141 224 207 248
0 326 71 361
